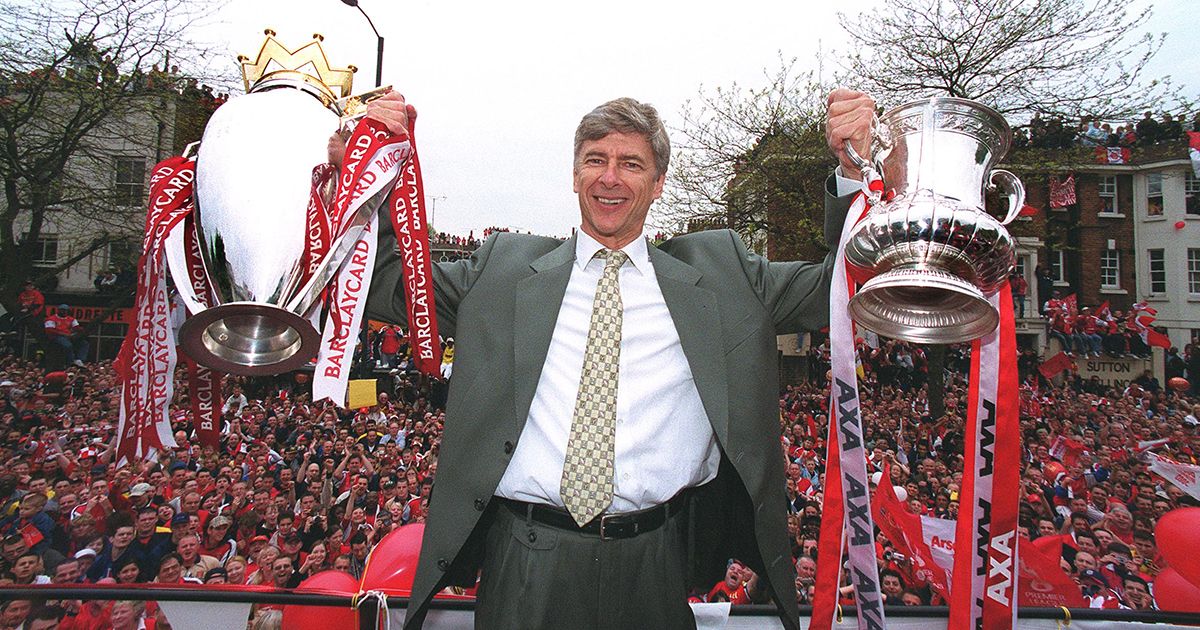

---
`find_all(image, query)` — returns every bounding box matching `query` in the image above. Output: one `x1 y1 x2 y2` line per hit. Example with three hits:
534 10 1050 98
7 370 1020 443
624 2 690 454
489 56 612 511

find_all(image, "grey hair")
573 97 670 177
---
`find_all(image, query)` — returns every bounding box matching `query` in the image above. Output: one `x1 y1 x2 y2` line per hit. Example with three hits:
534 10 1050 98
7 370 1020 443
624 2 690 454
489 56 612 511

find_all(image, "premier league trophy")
165 31 386 375
842 97 1025 344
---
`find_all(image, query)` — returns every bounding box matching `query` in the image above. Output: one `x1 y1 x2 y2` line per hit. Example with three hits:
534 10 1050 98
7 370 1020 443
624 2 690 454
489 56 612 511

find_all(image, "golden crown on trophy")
237 29 358 105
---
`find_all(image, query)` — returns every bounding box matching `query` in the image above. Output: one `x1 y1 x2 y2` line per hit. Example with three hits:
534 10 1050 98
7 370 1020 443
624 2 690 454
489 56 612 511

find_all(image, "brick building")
1011 140 1199 351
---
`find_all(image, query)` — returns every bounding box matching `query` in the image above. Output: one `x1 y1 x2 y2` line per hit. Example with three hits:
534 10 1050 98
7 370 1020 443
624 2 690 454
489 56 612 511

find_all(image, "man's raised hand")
825 88 876 181
365 91 416 138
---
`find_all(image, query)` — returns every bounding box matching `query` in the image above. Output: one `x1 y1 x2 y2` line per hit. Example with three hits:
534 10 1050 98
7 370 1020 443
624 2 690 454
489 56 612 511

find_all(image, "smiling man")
366 90 874 630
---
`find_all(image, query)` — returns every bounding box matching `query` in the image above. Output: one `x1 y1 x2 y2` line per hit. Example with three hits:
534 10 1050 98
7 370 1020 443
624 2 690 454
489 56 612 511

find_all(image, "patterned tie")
561 248 628 526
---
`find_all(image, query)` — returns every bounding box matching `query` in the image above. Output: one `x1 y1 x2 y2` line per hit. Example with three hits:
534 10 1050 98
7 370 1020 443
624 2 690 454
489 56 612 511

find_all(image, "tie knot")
596 249 629 270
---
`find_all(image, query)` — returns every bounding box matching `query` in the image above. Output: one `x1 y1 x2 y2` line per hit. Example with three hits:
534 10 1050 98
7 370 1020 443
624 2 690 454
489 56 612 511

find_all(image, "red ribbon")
811 191 885 630
297 163 337 291
114 157 196 462
949 283 1020 630
386 119 442 376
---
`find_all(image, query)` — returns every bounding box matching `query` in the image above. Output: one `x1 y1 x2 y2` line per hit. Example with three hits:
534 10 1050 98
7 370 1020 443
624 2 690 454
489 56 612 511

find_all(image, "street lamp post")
339 0 384 87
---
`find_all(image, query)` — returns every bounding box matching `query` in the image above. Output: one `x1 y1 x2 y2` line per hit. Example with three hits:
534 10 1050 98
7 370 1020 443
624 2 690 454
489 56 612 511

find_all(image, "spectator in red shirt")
42 305 89 367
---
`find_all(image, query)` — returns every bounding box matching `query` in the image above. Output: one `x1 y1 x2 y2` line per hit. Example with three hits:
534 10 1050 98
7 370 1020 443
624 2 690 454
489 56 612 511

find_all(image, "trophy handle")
842 115 888 185
989 169 1025 225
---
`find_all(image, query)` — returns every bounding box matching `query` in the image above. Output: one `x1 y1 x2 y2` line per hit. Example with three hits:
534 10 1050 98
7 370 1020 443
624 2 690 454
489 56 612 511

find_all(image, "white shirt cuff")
834 165 866 197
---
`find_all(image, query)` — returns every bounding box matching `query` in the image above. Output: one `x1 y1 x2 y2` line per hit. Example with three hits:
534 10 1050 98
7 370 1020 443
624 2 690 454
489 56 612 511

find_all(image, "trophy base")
848 267 999 344
178 303 321 376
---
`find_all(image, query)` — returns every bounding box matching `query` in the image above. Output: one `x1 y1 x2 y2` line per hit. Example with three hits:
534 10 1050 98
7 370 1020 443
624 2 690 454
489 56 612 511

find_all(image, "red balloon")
282 570 359 630
1156 508 1200 588
1175 220 1187 229
1154 568 1200 612
359 523 425 596
1168 376 1189 392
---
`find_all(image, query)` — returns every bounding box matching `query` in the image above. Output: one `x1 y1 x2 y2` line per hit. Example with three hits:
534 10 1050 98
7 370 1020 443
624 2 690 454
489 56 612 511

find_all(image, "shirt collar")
574 230 649 272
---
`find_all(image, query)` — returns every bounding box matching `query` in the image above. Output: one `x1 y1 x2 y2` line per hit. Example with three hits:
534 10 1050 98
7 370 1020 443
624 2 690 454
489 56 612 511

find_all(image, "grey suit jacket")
366 186 854 630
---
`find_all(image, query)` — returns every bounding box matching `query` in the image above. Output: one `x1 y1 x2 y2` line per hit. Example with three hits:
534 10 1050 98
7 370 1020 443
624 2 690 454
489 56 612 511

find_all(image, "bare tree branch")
837 0 1185 121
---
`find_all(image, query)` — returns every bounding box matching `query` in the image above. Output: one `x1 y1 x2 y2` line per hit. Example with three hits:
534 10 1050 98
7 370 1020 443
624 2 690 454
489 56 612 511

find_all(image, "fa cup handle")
841 115 888 185
989 169 1025 226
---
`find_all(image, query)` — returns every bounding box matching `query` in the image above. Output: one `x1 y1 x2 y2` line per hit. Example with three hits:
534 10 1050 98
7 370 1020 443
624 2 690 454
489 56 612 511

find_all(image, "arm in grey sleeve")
740 173 858 333
365 216 500 338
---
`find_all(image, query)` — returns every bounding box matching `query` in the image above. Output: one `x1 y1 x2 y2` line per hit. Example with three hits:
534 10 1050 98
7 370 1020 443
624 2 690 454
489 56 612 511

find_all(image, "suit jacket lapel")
648 245 731 448
513 236 576 428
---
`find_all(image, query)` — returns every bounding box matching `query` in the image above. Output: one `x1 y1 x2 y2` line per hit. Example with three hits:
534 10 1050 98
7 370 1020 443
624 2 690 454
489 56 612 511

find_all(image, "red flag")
1047 435 1085 467
1132 304 1171 348
872 465 950 598
1144 328 1171 349
1017 204 1039 217
1038 352 1074 379
1095 146 1131 164
1063 294 1077 317
1016 538 1087 608
1049 174 1077 208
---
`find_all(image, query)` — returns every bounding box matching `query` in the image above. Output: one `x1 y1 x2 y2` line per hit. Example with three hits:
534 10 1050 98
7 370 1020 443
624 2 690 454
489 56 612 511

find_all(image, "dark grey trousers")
474 502 698 630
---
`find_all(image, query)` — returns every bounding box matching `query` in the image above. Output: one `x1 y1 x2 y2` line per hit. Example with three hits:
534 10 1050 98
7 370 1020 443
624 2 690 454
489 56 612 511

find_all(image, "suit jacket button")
503 441 515 454
474 498 486 511
437 558 449 571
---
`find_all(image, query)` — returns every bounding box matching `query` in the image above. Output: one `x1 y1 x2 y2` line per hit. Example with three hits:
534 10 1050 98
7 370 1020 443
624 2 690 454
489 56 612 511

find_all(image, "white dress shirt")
495 230 720 513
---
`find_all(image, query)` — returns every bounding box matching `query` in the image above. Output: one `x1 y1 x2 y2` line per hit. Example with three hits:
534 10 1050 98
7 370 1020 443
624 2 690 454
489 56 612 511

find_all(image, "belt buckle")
599 514 637 540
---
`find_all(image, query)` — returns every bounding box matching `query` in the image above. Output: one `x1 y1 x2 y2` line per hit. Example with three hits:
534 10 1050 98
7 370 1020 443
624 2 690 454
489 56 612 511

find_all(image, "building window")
31 235 58 267
1099 176 1119 214
1187 171 1200 216
1050 249 1067 283
1147 173 1164 217
1100 250 1120 289
1148 249 1166 294
1189 248 1200 295
114 157 146 207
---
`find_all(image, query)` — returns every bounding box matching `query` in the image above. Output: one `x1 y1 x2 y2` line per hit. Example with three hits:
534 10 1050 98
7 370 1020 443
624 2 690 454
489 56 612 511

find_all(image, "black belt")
498 491 691 541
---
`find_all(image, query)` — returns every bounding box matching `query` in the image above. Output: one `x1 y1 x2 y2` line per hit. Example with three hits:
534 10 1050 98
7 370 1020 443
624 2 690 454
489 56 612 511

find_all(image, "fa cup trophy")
842 97 1026 343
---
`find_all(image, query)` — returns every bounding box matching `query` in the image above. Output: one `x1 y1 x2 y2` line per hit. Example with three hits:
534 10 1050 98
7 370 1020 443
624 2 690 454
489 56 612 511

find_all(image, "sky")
203 0 1197 240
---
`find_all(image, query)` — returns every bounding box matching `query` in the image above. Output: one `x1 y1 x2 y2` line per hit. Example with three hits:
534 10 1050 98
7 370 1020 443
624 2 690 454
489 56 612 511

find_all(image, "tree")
838 0 1175 120
0 0 222 310
657 59 838 260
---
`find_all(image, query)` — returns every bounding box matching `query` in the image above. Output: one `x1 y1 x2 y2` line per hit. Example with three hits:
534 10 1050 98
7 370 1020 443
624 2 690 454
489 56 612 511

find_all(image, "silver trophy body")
165 87 384 375
843 97 1025 344
166 88 336 375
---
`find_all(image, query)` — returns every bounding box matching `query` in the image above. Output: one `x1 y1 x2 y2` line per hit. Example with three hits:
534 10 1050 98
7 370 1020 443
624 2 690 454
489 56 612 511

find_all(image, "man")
364 89 872 630
86 521 137 581
176 533 220 581
42 304 89 366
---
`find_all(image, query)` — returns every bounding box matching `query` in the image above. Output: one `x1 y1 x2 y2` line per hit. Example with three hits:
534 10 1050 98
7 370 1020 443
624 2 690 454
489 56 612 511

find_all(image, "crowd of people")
1015 110 1200 150
0 318 1197 627
1039 292 1159 360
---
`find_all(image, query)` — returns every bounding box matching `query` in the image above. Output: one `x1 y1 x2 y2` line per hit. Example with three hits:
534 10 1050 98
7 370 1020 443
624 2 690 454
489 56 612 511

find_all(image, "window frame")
30 234 59 267
1146 173 1164 217
1098 176 1119 215
1186 171 1200 216
113 156 147 207
1188 248 1200 295
1100 249 1121 290
1148 248 1167 294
